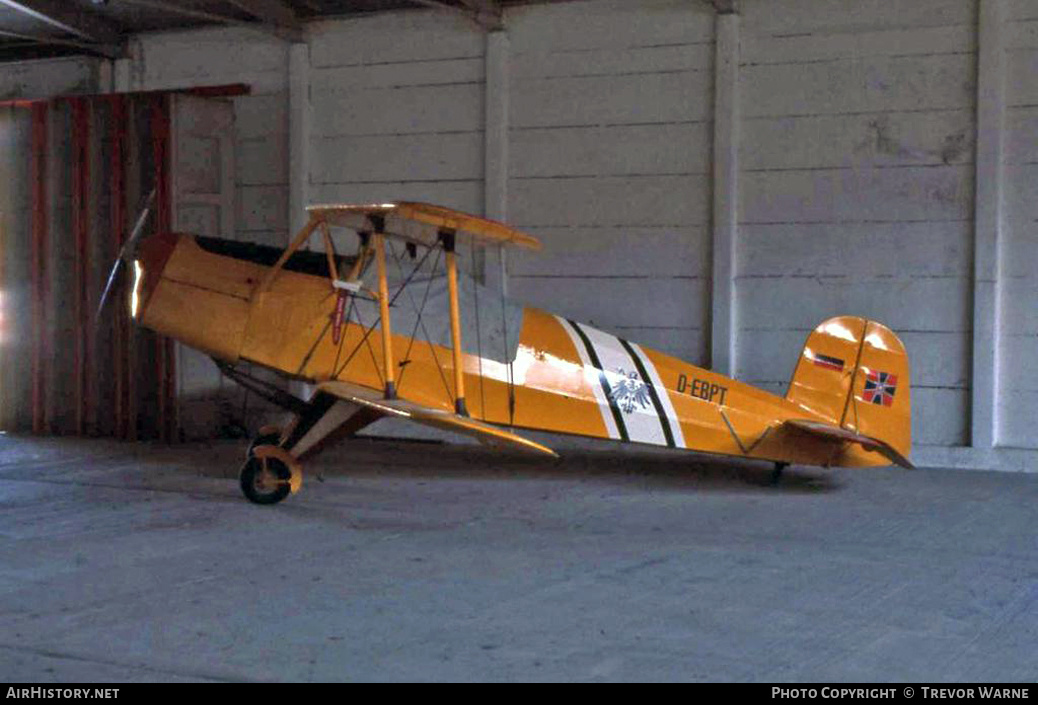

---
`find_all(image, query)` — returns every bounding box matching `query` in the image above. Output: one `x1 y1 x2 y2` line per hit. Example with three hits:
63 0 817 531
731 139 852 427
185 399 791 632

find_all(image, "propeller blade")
94 258 125 324
94 189 157 324
121 188 157 260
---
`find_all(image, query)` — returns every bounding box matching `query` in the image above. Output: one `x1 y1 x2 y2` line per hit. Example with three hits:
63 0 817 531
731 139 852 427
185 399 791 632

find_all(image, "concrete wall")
117 28 291 438
0 0 1036 467
736 0 978 449
0 56 101 99
295 0 1038 466
307 13 486 213
121 28 290 248
505 0 714 361
1001 1 1038 449
305 2 716 361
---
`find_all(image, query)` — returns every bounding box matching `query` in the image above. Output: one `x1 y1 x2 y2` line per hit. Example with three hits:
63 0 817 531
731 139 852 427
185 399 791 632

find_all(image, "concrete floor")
0 435 1035 682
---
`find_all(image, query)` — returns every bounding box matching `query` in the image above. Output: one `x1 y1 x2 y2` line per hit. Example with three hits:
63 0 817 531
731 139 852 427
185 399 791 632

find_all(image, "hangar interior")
0 0 1035 683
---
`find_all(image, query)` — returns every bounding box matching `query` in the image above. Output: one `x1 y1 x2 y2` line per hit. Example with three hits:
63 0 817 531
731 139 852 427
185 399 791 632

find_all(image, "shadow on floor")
0 433 846 497
299 437 845 495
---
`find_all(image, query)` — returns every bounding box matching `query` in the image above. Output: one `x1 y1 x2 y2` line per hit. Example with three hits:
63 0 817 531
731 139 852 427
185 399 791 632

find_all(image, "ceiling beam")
0 26 120 58
412 0 502 31
705 0 738 14
118 0 302 42
223 0 302 34
457 0 502 29
0 0 121 44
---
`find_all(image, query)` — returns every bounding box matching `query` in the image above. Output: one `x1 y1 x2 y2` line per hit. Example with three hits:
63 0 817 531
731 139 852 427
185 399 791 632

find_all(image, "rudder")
786 316 911 462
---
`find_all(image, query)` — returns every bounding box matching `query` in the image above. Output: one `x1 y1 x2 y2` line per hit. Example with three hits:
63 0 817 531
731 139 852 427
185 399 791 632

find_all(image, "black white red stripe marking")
813 353 845 372
556 316 684 448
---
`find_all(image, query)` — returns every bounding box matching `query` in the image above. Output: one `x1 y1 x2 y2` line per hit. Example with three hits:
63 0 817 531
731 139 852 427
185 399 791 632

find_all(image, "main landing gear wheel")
239 453 292 505
770 462 788 486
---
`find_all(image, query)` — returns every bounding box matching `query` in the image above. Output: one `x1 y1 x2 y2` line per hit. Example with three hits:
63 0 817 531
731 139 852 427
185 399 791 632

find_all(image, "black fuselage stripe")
619 338 675 448
568 319 629 442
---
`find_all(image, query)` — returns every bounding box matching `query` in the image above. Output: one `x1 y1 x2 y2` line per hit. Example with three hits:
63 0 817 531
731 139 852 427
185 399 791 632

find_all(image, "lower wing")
317 381 558 458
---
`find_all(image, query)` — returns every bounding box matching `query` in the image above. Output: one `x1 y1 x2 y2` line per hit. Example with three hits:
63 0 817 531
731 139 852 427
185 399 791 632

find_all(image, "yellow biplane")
108 201 912 504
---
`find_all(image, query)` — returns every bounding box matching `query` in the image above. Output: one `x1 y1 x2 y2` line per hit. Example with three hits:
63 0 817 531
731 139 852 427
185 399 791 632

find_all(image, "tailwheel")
237 452 292 502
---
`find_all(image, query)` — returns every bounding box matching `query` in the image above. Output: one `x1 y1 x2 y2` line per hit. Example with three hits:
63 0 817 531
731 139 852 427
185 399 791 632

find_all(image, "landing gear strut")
770 462 788 485
216 363 337 505
246 424 283 460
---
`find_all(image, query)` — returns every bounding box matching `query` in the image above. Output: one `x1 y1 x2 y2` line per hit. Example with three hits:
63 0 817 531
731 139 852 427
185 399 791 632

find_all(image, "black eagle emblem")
609 368 652 414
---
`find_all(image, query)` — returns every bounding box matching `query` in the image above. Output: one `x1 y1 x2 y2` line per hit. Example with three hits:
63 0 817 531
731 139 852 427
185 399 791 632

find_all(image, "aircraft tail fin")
785 316 911 464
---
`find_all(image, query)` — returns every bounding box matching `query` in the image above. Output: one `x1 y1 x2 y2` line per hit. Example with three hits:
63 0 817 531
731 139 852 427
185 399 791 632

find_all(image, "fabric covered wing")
318 381 558 457
349 266 523 365
306 202 542 251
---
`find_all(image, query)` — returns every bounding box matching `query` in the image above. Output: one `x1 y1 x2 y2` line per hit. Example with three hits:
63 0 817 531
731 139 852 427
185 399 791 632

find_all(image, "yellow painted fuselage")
137 232 904 469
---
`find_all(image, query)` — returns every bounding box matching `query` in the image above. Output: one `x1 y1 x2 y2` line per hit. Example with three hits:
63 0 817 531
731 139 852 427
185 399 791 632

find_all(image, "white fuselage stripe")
575 323 669 446
555 316 621 440
629 341 686 448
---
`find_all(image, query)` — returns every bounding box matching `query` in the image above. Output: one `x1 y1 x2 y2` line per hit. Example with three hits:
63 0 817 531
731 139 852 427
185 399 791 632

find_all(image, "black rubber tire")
246 432 282 459
239 454 292 505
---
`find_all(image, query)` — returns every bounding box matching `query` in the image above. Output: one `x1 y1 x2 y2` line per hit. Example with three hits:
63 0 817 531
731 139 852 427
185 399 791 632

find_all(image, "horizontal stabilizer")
783 419 914 469
318 381 558 458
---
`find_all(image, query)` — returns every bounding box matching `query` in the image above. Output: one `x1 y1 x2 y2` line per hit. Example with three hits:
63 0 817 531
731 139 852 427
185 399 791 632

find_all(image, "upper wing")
782 418 914 469
306 202 542 251
317 381 558 458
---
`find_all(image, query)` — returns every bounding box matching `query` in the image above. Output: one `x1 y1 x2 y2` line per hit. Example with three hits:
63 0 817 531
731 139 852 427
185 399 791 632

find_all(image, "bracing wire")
385 240 454 403
470 243 486 419
329 240 368 376
297 234 364 377
331 241 437 383
394 249 444 390
498 245 516 427
295 313 333 377
330 292 357 375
